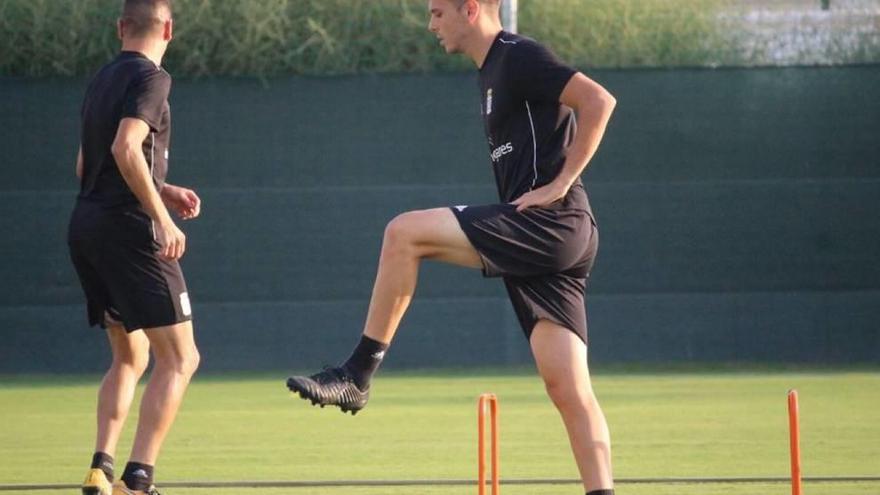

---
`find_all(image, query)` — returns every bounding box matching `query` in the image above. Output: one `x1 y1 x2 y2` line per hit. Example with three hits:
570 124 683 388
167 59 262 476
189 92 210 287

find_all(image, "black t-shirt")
78 51 172 208
479 31 590 212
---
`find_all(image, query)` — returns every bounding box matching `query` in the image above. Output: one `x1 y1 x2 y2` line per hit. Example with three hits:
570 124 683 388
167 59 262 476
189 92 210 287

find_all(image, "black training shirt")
479 31 589 211
79 51 172 208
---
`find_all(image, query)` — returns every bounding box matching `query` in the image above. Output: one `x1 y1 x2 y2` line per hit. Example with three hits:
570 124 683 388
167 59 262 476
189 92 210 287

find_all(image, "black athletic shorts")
67 201 192 332
450 192 598 343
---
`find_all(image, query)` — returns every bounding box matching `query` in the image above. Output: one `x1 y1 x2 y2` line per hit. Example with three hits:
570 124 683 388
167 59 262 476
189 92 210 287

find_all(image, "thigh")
392 207 483 269
452 203 595 278
142 320 197 364
505 273 588 343
530 320 593 390
72 207 191 332
105 323 150 366
97 240 192 332
69 242 117 328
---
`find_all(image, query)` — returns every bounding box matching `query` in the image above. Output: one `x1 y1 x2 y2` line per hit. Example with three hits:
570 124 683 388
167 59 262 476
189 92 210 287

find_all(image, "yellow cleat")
81 468 112 495
112 481 161 495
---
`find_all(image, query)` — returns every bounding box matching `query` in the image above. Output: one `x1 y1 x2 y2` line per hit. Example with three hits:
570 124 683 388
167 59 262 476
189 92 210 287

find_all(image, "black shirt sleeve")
121 69 170 132
509 40 577 104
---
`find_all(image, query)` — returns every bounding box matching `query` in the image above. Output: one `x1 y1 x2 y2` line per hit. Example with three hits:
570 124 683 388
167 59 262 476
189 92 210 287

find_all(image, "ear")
464 0 481 23
117 18 124 40
163 18 173 41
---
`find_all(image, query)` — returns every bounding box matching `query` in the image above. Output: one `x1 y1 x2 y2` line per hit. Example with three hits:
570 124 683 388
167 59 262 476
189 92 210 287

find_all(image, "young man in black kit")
70 1 200 494
288 1 616 493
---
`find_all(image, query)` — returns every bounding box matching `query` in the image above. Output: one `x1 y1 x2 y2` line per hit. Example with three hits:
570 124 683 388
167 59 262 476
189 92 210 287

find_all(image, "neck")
467 24 503 69
121 39 165 67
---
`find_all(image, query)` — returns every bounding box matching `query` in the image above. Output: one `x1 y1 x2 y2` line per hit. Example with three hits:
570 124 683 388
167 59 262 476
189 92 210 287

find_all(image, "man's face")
427 0 471 54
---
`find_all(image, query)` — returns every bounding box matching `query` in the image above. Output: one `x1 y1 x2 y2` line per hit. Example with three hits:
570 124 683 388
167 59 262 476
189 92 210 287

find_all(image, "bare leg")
128 320 199 465
95 321 150 457
362 208 482 343
530 320 613 492
287 208 482 411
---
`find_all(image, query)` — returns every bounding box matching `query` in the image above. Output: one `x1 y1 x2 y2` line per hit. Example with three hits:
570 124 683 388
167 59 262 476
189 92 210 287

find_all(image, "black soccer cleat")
286 366 369 415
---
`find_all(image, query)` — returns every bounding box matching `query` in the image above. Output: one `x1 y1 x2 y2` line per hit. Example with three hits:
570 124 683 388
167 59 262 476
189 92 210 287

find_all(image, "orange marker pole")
478 393 499 495
490 396 499 494
788 389 802 495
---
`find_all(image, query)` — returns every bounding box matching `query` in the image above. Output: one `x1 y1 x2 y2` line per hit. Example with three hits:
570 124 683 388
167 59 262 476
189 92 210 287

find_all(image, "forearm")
159 183 177 203
113 146 174 225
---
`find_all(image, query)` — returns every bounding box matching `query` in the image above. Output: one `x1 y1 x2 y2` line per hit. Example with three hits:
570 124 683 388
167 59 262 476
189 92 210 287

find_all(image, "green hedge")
2 0 458 77
1 0 876 77
522 0 732 68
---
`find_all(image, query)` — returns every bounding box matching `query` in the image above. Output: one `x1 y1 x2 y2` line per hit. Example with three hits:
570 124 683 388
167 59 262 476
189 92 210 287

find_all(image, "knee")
544 377 594 414
112 349 150 378
181 347 200 377
382 212 420 254
131 352 150 377
156 346 200 377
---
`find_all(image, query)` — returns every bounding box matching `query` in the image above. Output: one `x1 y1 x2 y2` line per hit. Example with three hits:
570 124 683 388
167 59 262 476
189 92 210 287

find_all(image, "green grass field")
1 369 878 494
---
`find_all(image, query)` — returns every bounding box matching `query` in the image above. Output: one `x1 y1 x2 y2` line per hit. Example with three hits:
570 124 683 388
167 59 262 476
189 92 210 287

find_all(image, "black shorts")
450 196 597 343
68 201 192 332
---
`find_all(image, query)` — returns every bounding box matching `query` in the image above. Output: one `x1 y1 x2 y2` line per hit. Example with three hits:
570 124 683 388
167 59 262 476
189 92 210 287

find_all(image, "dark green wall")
1 67 878 372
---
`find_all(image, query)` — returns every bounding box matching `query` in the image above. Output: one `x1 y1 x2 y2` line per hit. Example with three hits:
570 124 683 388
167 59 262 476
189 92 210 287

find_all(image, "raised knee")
383 212 420 252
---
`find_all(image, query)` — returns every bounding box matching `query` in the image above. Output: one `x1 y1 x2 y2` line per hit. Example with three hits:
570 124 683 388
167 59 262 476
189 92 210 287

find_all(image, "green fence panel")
1 66 877 372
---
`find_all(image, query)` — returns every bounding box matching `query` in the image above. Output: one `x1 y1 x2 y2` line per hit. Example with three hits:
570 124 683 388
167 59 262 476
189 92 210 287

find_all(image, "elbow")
597 87 616 114
579 88 616 122
111 140 138 169
110 140 127 160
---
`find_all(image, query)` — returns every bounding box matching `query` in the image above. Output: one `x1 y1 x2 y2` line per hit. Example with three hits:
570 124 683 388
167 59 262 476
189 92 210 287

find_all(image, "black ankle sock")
121 462 154 491
90 452 114 482
342 335 389 390
586 490 614 495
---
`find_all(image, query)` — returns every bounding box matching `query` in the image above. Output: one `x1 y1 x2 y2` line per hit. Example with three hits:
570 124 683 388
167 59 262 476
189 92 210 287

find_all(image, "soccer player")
287 0 616 493
69 1 200 494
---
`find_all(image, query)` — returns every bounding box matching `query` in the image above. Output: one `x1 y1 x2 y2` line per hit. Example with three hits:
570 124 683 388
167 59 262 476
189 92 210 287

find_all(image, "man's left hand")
161 184 201 220
510 181 570 212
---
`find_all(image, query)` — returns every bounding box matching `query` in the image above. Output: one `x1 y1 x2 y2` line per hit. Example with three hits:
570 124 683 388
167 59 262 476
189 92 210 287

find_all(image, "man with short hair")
287 1 616 493
70 1 200 494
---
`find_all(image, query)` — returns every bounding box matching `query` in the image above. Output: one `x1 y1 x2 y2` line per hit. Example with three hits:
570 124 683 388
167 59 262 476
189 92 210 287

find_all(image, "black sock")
341 335 389 390
90 452 114 482
121 462 154 491
586 490 614 495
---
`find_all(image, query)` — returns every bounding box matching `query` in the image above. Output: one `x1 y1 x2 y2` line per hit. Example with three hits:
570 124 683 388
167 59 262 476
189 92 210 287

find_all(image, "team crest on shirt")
486 88 493 115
